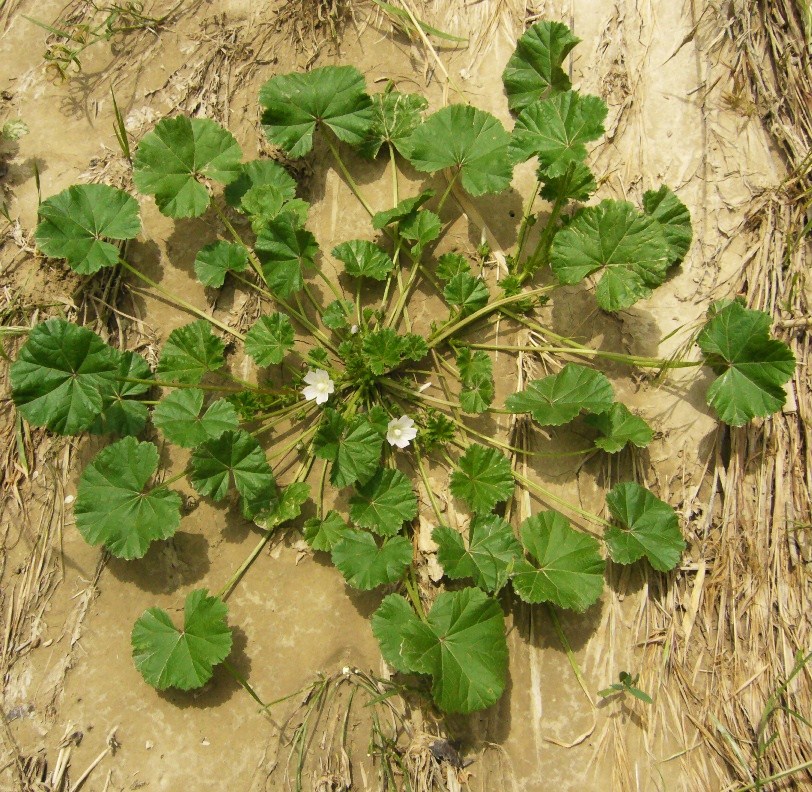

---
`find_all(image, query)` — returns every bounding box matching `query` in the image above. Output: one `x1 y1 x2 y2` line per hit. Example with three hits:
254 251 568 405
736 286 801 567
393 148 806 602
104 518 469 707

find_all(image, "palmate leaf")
240 186 309 235
539 161 596 202
460 377 494 414
400 209 441 256
133 116 242 218
322 299 354 329
436 252 471 281
190 429 275 518
152 389 239 448
255 217 318 299
643 185 692 263
254 481 311 529
604 482 685 572
372 189 434 230
303 509 350 552
156 321 225 385
88 350 153 436
331 529 412 590
444 272 489 315
132 588 232 691
35 184 140 275
362 328 404 375
506 363 614 426
371 588 508 713
332 240 394 281
402 105 513 196
349 467 418 536
457 348 494 414
502 20 580 112
260 65 373 158
244 313 295 366
450 444 514 514
550 200 671 312
194 241 249 288
510 91 607 177
512 511 605 611
315 411 384 488
75 437 182 559
697 301 795 426
224 159 297 207
585 402 653 453
359 89 428 159
434 515 521 593
11 318 119 435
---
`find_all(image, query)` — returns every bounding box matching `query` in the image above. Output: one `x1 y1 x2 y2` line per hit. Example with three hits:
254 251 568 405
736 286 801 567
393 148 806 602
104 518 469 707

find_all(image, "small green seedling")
9 20 795 717
598 671 653 704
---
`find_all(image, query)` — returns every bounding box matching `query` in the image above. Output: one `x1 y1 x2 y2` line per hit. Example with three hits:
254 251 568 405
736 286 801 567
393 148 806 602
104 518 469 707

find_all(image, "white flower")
386 415 417 449
302 369 334 405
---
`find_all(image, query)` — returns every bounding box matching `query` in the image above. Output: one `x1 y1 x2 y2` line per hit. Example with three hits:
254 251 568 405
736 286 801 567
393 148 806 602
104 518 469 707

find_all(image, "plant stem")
414 447 443 526
436 168 460 215
428 285 555 348
118 259 244 340
468 342 703 370
325 136 374 217
519 164 572 279
514 178 542 264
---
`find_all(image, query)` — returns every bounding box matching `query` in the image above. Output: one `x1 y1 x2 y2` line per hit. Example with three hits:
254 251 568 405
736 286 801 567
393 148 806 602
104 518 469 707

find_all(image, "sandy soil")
0 1 801 790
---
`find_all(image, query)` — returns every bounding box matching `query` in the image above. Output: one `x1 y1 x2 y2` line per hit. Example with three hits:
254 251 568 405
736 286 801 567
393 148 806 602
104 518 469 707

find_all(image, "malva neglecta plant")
10 21 795 714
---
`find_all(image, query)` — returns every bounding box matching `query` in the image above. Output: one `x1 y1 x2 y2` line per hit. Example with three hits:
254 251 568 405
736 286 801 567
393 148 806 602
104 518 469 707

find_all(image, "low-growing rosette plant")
10 21 795 712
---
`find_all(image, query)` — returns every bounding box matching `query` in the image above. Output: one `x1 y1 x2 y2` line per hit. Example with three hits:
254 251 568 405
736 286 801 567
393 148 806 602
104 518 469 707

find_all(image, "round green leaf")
434 515 521 593
584 402 653 453
371 593 421 673
224 159 297 207
303 510 350 552
131 588 232 691
156 320 226 385
332 240 394 281
244 313 295 366
505 363 614 426
512 511 605 611
260 65 373 158
255 217 318 299
152 389 239 448
349 467 418 536
403 588 508 714
358 90 428 159
10 318 119 435
133 116 242 218
75 437 182 559
604 482 685 572
372 189 435 230
510 91 607 177
88 350 152 436
550 200 671 312
539 161 597 203
190 429 275 518
194 241 249 288
35 184 140 275
502 20 580 112
450 444 514 514
329 415 384 488
697 301 795 426
402 105 514 196
331 529 412 590
643 185 692 263
443 273 490 315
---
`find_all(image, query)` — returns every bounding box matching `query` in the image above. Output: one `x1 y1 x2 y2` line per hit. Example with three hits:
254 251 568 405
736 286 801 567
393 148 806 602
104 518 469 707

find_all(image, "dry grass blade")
642 1 812 788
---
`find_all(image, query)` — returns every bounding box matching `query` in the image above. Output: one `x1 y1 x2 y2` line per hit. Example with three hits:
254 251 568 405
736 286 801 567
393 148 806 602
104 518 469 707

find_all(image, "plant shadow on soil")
107 531 211 594
156 625 252 710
